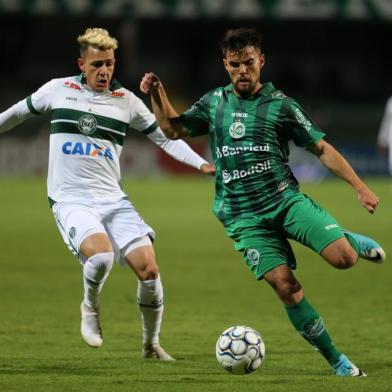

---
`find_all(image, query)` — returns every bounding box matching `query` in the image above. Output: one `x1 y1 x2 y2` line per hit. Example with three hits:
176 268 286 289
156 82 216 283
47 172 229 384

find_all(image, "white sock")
83 252 114 309
137 276 164 345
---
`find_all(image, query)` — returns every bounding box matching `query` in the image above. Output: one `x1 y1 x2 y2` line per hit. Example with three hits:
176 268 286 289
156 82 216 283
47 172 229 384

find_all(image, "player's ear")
223 57 229 71
77 57 85 73
259 53 265 70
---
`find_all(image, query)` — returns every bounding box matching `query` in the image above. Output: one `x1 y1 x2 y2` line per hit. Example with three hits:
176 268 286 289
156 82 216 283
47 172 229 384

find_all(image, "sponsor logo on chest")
216 144 270 158
110 91 125 97
221 160 271 184
63 81 81 90
62 141 113 160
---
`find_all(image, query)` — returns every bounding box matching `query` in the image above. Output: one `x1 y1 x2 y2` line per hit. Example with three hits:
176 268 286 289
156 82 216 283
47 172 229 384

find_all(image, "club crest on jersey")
246 249 261 266
69 227 76 239
229 121 246 139
78 114 97 135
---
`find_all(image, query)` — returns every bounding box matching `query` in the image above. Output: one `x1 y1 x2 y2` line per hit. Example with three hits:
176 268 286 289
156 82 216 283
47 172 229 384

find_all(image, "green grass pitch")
0 176 391 391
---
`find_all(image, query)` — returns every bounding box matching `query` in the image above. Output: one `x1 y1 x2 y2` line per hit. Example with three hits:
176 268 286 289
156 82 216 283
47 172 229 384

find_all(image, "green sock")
285 297 341 365
343 231 360 256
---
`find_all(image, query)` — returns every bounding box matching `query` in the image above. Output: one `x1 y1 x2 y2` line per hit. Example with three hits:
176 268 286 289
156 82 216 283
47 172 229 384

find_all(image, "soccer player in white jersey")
0 28 215 360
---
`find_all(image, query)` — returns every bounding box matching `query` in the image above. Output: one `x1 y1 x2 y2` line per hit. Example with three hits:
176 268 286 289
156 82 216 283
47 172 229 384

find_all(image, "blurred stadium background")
0 0 391 179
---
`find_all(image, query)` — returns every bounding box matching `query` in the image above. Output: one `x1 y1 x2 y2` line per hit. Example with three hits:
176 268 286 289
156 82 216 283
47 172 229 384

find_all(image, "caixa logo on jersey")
62 142 113 160
78 114 97 135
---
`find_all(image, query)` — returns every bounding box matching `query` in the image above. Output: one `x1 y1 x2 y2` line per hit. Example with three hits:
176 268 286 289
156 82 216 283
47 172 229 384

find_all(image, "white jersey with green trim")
0 75 207 204
29 76 157 204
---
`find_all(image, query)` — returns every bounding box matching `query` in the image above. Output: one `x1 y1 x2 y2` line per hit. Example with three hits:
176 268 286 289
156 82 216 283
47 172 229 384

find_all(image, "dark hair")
220 28 262 56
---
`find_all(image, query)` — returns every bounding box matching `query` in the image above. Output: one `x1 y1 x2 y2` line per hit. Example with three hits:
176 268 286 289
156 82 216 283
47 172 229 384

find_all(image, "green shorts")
224 193 345 280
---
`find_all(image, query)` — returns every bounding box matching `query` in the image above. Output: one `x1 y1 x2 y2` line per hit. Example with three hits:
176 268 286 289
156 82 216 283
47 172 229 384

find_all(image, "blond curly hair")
77 28 118 55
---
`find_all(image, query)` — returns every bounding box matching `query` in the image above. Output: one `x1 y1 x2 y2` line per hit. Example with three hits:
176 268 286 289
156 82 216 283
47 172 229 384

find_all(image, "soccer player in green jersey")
140 28 385 376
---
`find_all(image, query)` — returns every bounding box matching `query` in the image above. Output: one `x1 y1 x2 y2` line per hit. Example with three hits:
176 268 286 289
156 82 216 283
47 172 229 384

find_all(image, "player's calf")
83 252 114 308
137 276 175 361
81 252 114 347
264 265 303 304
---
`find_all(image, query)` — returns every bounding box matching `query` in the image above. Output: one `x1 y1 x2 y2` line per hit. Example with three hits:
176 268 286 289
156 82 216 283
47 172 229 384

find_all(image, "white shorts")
52 198 155 265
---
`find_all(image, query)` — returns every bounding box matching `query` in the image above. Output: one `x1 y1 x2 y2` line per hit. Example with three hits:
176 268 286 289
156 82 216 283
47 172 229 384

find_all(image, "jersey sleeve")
281 98 325 149
378 97 392 147
0 99 35 134
27 79 57 115
0 79 57 133
129 94 158 135
179 94 210 137
147 127 207 170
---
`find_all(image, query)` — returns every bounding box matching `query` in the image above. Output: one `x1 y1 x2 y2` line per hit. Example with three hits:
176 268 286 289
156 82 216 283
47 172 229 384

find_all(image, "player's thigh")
124 238 158 280
103 198 155 266
80 233 113 258
283 193 344 254
52 202 109 262
225 217 296 280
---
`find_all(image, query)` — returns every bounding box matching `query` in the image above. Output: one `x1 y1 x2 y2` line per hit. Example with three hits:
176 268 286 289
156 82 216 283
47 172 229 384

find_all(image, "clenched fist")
140 72 161 94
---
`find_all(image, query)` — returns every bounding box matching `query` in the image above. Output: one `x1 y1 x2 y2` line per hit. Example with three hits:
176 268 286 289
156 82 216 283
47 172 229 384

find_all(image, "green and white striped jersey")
0 74 206 205
23 75 158 204
180 82 325 223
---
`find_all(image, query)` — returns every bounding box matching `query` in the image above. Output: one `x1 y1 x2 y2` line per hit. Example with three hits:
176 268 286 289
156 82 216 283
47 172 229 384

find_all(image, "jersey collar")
224 82 276 97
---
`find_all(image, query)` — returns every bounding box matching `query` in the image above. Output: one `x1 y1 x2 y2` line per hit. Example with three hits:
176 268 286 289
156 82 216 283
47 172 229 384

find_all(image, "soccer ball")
216 325 265 375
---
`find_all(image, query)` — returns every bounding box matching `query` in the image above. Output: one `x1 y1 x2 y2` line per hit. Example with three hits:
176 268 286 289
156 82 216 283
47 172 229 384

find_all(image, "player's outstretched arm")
146 128 215 176
140 72 188 140
0 100 35 134
310 139 379 214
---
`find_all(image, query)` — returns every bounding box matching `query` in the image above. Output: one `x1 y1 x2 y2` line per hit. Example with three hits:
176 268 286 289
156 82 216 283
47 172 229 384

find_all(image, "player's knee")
138 264 159 281
332 248 357 269
322 238 358 269
84 252 114 282
275 279 302 303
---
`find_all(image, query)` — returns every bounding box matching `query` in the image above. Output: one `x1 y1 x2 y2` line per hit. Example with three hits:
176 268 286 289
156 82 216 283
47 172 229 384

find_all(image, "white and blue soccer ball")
215 325 265 375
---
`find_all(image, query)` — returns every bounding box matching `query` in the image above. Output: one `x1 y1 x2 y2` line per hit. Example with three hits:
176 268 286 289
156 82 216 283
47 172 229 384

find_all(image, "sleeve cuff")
26 96 41 115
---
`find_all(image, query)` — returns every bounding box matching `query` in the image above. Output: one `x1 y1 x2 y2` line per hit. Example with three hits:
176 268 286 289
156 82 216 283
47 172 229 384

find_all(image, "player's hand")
200 163 216 176
140 72 161 94
357 186 379 214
